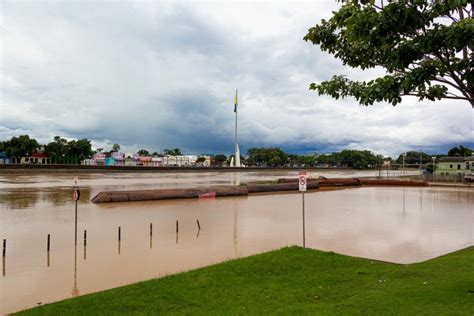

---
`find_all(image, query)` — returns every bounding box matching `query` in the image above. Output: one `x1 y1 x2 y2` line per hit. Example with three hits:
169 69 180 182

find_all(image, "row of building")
81 152 212 167
0 151 212 167
0 152 51 164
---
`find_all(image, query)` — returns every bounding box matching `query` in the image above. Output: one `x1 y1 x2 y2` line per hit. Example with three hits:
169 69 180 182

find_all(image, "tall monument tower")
234 89 241 167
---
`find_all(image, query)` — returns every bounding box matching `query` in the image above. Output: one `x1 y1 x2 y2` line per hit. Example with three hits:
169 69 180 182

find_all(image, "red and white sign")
299 171 307 192
73 188 81 201
199 192 216 199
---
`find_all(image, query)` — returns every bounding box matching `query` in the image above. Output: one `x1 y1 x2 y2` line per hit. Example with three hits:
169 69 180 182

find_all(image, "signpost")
299 171 307 248
73 177 80 245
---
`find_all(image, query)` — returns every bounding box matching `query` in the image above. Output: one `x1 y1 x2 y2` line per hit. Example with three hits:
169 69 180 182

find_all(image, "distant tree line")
0 135 94 164
1 135 471 168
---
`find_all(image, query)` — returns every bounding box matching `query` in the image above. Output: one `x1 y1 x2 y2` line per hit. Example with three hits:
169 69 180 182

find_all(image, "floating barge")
91 178 427 203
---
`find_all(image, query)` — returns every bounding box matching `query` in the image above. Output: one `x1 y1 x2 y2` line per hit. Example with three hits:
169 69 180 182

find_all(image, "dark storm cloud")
1 1 472 157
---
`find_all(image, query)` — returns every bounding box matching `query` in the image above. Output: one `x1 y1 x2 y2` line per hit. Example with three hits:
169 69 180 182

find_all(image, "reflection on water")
0 188 92 210
0 172 472 315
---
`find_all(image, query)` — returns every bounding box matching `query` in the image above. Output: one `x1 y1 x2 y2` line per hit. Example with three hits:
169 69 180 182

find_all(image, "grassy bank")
19 247 474 315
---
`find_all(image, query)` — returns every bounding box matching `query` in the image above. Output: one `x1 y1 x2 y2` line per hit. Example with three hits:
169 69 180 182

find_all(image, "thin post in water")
175 220 179 244
118 226 121 241
196 219 201 230
47 234 51 252
150 223 153 237
83 230 87 247
2 239 5 276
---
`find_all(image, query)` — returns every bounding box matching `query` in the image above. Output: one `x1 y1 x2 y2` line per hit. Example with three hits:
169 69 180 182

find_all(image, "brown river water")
0 170 473 314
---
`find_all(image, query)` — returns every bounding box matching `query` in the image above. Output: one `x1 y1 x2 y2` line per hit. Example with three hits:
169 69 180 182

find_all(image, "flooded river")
0 170 472 314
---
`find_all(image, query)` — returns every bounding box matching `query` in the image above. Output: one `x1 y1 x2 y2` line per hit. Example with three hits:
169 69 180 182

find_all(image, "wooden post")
176 220 179 233
150 223 153 237
196 219 201 230
2 239 5 277
83 230 87 246
47 234 51 252
118 226 121 241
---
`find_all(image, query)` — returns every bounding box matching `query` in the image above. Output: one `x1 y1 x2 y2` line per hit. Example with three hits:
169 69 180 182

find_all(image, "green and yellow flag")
234 89 238 113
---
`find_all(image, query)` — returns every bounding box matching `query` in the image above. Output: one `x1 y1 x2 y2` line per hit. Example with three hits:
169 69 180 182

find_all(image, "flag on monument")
234 89 238 113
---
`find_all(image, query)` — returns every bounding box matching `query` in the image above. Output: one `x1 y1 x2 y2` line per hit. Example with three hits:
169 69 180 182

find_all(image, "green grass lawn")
18 246 474 315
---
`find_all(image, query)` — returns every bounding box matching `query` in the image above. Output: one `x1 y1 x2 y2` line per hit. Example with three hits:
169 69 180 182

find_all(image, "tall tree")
304 0 474 107
4 135 39 157
68 139 93 160
45 136 68 158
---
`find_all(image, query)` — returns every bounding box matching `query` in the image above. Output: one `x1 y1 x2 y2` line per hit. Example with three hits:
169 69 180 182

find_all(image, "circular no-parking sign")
73 188 81 201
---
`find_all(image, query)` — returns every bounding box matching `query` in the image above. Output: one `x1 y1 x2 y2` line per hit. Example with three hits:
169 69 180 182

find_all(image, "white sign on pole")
299 171 307 192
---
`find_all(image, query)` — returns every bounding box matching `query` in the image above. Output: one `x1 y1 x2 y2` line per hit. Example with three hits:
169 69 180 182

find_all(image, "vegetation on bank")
1 134 472 169
18 246 474 315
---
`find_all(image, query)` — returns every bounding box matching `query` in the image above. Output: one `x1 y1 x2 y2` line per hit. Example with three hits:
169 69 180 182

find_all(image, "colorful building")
435 156 473 177
20 153 51 164
0 152 10 164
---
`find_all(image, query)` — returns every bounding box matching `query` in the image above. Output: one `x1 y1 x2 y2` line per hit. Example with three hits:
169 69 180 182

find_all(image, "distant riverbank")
0 164 357 173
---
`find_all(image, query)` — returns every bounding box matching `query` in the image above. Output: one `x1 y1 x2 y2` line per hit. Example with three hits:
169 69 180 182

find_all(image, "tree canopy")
44 136 93 161
317 150 384 169
247 147 288 166
448 145 472 156
304 0 474 107
138 149 150 156
395 151 431 164
214 154 227 164
164 148 182 156
1 135 39 157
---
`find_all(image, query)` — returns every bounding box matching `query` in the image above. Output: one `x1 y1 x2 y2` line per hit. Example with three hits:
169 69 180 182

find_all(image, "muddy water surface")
0 171 472 314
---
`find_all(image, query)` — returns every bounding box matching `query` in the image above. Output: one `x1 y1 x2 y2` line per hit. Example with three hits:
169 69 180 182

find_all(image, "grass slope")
19 247 474 315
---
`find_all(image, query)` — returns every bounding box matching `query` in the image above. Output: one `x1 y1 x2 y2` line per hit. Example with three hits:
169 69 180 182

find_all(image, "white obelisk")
234 89 241 167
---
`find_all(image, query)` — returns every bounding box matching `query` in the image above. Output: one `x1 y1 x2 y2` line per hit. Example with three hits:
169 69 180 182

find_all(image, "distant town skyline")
1 1 473 157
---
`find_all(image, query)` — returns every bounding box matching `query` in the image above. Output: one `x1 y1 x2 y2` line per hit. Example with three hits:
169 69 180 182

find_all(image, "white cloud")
0 0 472 157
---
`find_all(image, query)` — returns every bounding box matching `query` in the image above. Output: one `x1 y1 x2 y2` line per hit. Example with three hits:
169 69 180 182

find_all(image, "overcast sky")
1 1 472 157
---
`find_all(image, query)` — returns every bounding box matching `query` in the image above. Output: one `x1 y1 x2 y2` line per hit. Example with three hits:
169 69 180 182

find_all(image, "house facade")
435 156 473 177
20 153 51 164
0 152 10 164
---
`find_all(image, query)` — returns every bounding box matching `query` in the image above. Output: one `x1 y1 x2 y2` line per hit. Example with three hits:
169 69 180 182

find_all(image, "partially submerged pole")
2 239 5 276
149 223 153 249
47 234 51 267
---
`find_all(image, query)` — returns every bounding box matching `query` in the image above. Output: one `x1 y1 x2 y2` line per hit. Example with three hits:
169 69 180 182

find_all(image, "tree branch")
405 93 469 101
